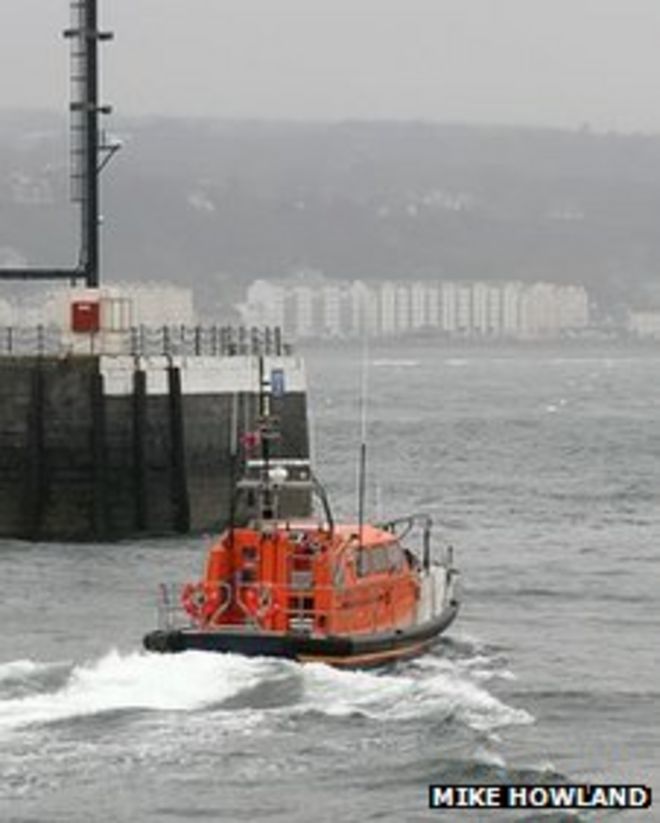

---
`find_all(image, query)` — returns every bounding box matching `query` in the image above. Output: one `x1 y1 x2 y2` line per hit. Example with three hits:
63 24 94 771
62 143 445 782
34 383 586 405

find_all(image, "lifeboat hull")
143 601 458 668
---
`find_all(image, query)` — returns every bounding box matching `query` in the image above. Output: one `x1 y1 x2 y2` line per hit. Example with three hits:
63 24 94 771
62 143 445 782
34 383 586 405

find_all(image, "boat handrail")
154 567 454 634
377 512 432 538
376 513 437 569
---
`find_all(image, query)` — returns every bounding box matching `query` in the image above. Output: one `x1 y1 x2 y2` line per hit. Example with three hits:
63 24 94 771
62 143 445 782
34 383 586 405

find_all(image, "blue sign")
271 368 285 398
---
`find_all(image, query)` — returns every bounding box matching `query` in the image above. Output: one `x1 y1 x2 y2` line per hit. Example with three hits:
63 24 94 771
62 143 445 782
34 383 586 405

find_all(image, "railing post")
250 326 259 355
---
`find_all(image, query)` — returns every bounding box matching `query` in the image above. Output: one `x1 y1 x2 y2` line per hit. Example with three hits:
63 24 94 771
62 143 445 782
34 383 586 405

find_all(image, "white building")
628 310 660 339
519 283 559 338
118 282 195 327
501 282 522 337
380 282 397 336
558 285 590 331
426 284 440 329
395 285 410 333
350 281 380 336
321 284 344 337
241 276 591 341
410 282 427 329
440 282 458 334
471 282 489 336
486 283 502 336
243 279 286 329
292 285 315 338
348 281 369 336
456 284 472 334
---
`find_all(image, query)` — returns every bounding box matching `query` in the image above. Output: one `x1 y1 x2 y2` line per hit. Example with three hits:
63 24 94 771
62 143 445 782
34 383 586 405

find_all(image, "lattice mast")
0 0 114 284
64 0 114 288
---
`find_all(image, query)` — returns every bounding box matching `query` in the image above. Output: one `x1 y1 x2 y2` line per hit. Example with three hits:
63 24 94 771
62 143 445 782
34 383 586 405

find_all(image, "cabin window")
371 548 385 574
388 543 404 571
355 546 394 577
358 546 390 576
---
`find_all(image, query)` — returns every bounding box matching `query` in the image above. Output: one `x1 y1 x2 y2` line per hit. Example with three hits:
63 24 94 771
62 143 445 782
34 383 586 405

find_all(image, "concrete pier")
0 334 309 541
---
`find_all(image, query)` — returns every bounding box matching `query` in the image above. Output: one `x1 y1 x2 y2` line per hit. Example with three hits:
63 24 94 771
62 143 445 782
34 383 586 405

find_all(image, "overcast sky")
2 0 660 132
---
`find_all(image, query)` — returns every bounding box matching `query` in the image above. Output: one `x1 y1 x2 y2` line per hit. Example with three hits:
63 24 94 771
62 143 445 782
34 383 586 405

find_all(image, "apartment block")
241 277 591 341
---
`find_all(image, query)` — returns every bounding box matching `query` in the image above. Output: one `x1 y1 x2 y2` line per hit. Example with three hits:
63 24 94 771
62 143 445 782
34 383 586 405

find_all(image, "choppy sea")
0 344 658 822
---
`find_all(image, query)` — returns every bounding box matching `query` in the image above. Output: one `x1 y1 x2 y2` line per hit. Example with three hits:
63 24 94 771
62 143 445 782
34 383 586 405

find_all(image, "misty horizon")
1 107 657 141
2 1 660 134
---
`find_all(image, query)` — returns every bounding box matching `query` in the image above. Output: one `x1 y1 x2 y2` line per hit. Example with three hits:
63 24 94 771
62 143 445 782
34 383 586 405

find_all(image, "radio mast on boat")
357 332 369 551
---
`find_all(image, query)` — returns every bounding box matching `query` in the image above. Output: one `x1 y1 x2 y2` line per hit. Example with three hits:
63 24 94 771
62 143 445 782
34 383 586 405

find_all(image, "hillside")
2 113 660 315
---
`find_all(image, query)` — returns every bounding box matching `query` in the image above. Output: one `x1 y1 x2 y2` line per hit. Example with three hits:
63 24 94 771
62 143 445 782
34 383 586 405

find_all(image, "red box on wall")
71 300 100 333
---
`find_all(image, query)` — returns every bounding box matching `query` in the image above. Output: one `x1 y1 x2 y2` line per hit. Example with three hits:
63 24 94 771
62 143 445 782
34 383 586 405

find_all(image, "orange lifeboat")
144 360 460 667
144 472 460 667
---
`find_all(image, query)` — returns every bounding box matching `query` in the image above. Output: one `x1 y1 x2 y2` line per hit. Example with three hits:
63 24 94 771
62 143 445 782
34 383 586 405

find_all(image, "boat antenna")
258 354 274 520
228 391 238 546
357 330 369 551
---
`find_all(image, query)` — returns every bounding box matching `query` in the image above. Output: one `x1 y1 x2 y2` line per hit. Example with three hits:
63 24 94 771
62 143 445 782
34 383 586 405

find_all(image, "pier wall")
0 353 309 541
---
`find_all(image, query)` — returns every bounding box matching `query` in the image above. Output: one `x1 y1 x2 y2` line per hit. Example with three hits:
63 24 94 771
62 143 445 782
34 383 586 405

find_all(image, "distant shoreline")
299 335 660 357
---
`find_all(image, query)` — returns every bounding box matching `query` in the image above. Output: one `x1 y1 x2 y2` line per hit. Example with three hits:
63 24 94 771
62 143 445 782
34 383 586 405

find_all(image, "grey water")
0 345 658 822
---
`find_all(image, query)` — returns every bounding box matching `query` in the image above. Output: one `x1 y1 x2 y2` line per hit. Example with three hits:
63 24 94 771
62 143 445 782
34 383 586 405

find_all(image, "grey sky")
2 0 660 131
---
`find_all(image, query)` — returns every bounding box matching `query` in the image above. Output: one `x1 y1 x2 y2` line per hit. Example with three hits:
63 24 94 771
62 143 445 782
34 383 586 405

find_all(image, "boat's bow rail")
377 513 457 571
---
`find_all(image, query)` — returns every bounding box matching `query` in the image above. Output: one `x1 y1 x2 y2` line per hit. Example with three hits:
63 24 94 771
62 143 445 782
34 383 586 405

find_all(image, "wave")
314 665 527 731
0 646 532 737
218 646 531 731
0 659 62 684
0 659 73 700
0 650 274 733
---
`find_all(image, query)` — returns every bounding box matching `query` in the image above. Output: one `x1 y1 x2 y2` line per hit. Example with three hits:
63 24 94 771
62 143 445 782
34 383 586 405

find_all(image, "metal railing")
0 325 291 358
154 571 452 637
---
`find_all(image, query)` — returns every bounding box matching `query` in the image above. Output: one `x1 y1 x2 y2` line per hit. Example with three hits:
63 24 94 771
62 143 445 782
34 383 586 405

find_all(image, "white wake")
0 647 532 735
0 650 272 732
